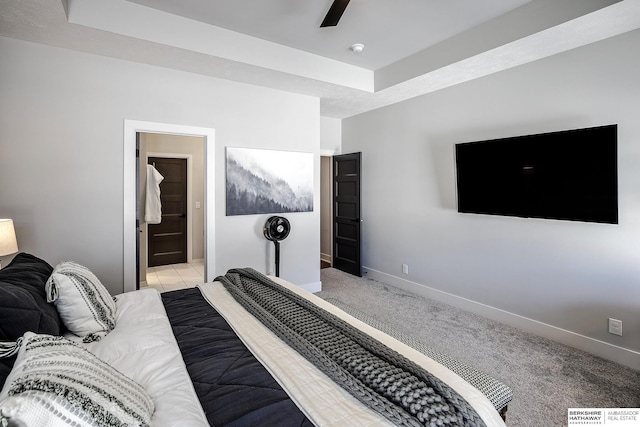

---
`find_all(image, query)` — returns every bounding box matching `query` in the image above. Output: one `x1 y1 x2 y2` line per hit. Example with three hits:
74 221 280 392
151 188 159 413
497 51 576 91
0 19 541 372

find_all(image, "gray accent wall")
342 29 640 367
0 36 321 295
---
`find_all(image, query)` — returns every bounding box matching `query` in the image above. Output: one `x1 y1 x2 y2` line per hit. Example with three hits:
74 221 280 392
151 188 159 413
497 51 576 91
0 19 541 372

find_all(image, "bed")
0 253 511 426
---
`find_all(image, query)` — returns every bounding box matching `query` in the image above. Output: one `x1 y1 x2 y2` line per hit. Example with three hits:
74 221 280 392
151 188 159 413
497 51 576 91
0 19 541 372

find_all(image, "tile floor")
144 259 329 293
143 260 204 293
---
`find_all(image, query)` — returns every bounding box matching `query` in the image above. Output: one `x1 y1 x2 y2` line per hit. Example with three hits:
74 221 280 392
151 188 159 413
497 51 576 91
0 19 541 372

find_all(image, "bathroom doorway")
138 133 205 289
123 120 215 293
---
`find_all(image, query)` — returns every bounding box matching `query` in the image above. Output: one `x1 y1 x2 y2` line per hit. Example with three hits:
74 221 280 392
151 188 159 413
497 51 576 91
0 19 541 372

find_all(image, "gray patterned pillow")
45 261 116 342
0 332 154 426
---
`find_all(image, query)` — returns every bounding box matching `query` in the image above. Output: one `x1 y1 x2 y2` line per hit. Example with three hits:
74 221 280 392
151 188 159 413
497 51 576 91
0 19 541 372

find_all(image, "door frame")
123 120 215 293
320 151 336 266
145 153 194 267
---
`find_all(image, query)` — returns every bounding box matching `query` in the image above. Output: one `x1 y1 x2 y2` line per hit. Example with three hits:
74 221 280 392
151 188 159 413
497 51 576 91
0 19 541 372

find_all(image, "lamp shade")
0 219 19 256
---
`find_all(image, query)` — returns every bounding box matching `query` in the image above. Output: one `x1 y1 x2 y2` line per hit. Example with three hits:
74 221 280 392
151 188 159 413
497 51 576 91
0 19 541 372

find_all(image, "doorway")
138 133 205 289
320 152 362 276
333 152 362 277
123 120 216 293
320 156 333 268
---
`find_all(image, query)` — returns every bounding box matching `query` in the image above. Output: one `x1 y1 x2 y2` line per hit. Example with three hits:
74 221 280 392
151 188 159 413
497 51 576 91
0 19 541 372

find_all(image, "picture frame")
225 147 313 216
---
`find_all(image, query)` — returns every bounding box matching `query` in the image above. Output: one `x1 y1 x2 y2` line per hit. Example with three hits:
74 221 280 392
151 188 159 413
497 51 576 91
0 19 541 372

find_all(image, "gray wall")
342 29 640 366
0 36 321 295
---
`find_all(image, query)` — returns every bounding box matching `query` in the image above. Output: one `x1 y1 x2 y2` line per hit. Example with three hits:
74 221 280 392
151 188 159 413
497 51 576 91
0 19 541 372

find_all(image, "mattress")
1 271 506 426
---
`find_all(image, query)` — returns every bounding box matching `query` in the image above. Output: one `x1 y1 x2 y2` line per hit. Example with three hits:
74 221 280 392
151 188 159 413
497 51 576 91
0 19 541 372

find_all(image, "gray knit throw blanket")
217 268 487 427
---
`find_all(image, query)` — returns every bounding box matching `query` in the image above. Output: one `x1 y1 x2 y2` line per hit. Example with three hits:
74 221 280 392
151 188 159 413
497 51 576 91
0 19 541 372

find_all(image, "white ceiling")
125 0 532 70
1 0 640 118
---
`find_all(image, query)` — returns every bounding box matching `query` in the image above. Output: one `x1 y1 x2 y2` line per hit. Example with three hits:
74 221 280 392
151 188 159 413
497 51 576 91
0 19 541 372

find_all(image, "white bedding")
198 278 506 427
69 288 208 427
71 279 504 427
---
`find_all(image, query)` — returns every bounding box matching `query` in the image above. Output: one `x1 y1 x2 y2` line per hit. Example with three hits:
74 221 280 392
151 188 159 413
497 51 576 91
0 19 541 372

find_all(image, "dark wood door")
333 152 361 276
148 157 187 267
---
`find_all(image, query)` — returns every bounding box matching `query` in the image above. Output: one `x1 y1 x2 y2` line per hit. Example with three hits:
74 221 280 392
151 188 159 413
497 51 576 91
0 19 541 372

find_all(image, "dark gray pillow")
0 253 62 341
0 253 63 388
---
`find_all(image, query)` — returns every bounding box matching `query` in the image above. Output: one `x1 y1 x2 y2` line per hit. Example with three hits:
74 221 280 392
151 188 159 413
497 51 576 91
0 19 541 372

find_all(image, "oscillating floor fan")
263 216 291 277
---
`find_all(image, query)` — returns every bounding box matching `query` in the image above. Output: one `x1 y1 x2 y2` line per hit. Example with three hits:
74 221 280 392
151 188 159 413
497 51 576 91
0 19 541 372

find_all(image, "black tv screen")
455 124 618 224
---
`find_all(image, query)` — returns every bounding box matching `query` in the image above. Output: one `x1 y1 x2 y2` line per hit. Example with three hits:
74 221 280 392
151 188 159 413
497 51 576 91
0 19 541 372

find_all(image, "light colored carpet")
316 268 640 427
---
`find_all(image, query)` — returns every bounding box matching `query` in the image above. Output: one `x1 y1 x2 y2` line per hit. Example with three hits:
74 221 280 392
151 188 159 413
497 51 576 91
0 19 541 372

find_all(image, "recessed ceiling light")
350 43 364 54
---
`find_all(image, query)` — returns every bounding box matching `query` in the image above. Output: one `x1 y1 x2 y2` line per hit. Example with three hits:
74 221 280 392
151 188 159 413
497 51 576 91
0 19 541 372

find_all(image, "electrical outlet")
608 318 622 336
402 264 409 274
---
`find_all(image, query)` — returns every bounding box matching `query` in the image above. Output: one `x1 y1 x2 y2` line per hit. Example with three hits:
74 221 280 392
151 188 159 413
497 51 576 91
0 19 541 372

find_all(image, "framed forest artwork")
225 147 313 216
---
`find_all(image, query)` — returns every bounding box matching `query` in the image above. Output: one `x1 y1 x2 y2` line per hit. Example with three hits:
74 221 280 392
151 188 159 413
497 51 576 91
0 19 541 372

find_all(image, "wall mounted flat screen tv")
455 124 618 224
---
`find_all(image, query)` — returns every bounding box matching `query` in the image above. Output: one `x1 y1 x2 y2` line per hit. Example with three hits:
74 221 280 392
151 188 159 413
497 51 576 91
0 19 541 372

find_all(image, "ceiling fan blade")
320 0 351 27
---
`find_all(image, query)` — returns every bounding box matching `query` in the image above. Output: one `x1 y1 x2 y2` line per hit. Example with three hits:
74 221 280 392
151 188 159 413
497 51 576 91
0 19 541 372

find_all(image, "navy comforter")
161 287 313 427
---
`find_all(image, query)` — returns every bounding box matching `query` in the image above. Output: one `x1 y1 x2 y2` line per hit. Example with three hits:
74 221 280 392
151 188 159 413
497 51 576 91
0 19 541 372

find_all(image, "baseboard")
363 267 640 371
300 281 322 293
320 252 332 264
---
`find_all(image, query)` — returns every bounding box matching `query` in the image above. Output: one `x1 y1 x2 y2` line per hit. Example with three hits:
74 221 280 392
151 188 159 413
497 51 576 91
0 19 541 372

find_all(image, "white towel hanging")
144 164 164 224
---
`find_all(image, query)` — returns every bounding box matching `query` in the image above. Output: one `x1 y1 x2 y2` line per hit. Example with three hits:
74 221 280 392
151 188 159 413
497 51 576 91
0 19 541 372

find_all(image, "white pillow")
0 332 154 427
45 261 116 342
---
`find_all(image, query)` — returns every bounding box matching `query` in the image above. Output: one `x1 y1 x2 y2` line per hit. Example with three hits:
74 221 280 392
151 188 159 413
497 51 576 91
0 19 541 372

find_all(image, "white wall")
320 117 341 153
0 36 321 295
342 29 640 368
